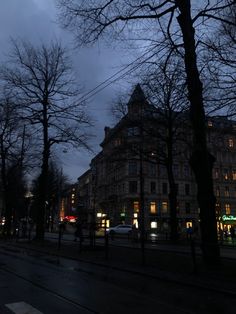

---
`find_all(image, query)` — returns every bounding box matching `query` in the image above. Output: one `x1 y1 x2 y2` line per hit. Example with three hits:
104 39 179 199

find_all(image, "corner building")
78 85 236 236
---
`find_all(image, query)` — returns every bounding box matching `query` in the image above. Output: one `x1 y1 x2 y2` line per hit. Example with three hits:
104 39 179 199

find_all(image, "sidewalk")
2 233 236 296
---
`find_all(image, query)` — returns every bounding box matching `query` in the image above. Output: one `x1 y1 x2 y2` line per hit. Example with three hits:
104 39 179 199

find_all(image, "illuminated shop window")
150 202 157 214
150 221 157 229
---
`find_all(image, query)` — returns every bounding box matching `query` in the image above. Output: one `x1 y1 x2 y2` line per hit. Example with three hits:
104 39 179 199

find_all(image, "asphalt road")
0 244 236 314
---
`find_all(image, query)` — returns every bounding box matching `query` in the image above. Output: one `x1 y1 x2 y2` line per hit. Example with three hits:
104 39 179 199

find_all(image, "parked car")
107 224 132 236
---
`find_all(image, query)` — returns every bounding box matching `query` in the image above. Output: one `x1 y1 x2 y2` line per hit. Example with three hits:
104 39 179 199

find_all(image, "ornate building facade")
77 85 236 236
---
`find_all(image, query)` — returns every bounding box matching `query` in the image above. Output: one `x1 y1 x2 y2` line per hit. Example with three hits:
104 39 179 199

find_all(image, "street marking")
5 302 43 314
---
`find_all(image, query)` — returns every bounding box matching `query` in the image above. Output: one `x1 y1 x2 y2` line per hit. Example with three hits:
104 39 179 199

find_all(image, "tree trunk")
176 0 220 266
35 102 50 241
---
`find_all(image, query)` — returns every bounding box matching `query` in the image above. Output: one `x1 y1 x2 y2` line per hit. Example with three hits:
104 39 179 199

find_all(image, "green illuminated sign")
222 215 236 221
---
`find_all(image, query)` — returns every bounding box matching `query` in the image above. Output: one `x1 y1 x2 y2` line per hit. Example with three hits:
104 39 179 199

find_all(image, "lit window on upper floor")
208 120 213 127
225 187 230 197
133 201 139 212
150 202 157 214
162 201 168 213
225 203 231 215
232 170 236 180
214 168 219 179
224 169 229 180
71 193 75 198
114 138 122 146
228 138 234 148
215 203 220 216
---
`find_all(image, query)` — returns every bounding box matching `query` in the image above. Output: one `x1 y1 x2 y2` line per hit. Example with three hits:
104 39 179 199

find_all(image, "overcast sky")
0 0 138 182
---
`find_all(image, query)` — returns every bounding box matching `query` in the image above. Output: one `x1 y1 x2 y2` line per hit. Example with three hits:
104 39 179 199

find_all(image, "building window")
215 168 219 179
128 161 137 175
216 187 220 197
224 169 229 180
149 163 156 176
129 181 137 193
150 221 157 229
127 127 139 136
150 181 156 193
228 138 234 148
208 120 213 127
175 184 178 195
133 201 139 212
184 165 190 177
114 138 121 146
232 170 236 180
225 187 230 197
162 201 168 213
225 203 231 215
162 182 168 194
215 203 220 216
173 164 179 176
185 202 191 214
150 202 157 214
185 184 190 196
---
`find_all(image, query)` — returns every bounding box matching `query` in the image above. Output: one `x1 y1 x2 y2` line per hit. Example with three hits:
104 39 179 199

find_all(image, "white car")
107 224 132 235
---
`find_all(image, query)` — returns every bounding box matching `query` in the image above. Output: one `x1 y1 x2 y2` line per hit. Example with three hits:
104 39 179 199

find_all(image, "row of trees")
0 40 92 240
56 0 235 266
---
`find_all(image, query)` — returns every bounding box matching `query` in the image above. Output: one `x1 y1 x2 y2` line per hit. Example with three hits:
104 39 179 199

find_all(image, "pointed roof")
128 84 147 105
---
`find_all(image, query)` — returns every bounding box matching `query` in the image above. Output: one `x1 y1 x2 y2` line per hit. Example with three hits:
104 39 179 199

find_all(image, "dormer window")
127 127 140 136
208 120 213 127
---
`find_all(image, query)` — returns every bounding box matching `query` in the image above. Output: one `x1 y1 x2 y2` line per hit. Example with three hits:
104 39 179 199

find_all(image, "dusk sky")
0 0 139 182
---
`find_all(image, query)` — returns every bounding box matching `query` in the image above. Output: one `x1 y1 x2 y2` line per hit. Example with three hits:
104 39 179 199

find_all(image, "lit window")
224 169 229 180
133 201 139 212
228 138 234 148
232 170 236 180
225 187 229 197
114 138 121 146
71 200 75 204
97 213 102 217
208 120 213 127
216 187 220 197
162 201 168 213
225 204 231 215
71 193 75 198
215 203 220 216
150 202 157 214
150 221 157 229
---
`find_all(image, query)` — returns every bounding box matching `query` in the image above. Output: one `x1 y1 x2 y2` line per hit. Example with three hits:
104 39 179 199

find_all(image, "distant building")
77 84 236 235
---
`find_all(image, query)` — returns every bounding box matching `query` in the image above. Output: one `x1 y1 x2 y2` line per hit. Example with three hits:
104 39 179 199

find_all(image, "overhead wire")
77 44 164 104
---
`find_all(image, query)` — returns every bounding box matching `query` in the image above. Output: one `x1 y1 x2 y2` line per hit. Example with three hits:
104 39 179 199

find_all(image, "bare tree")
57 0 236 265
0 95 28 235
0 40 92 240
